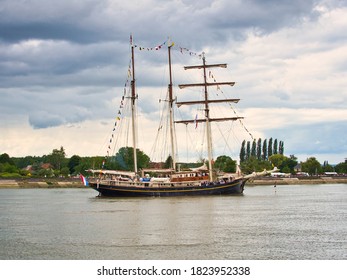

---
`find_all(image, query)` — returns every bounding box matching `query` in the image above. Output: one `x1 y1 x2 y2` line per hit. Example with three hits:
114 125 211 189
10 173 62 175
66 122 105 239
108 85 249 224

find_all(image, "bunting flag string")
230 106 254 140
173 45 203 59
131 35 203 58
133 39 169 51
194 114 198 129
209 70 222 95
101 59 133 169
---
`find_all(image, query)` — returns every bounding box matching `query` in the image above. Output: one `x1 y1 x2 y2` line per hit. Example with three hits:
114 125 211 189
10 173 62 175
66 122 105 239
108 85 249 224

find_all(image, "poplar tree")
279 141 284 155
268 138 273 158
273 139 278 154
262 139 267 161
251 139 257 158
246 141 251 160
256 138 262 160
240 140 246 162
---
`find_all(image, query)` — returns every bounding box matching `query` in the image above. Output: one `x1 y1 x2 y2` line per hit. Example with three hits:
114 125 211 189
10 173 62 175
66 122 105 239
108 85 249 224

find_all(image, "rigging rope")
207 69 254 140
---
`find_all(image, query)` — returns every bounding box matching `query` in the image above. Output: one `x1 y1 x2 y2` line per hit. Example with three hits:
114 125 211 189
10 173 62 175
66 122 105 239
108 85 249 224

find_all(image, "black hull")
88 178 247 197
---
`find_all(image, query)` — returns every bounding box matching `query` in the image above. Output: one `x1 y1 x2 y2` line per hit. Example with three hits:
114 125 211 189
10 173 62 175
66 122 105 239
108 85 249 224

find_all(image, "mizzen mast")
176 53 243 181
168 44 177 171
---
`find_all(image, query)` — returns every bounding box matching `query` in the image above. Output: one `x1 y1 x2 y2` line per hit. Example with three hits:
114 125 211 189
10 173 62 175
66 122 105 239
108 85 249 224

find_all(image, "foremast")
130 37 138 174
176 53 242 181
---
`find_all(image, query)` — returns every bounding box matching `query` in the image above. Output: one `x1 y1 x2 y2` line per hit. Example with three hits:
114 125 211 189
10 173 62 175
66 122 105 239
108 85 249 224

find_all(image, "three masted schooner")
85 38 270 197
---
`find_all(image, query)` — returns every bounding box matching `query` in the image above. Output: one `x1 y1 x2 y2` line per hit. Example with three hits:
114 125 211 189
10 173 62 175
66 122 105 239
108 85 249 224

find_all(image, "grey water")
0 184 346 260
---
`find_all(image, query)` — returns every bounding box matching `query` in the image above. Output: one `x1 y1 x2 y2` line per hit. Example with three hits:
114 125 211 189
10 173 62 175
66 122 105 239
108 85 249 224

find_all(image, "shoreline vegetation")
1 176 347 189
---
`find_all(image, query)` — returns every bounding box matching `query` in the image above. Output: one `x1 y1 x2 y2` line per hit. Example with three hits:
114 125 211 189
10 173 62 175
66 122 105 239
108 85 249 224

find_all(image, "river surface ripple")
0 184 346 259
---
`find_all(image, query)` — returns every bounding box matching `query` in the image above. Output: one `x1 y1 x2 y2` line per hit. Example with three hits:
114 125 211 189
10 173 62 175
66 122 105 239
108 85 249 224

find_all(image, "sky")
1 0 347 165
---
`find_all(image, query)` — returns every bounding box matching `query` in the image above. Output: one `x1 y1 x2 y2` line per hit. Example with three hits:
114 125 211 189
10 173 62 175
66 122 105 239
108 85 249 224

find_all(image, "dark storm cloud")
0 0 320 44
0 0 116 43
0 21 104 44
0 39 129 86
0 0 339 131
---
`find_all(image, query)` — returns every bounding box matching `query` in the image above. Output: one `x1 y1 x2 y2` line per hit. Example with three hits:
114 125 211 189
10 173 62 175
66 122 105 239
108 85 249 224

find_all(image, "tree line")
0 146 152 179
240 137 284 162
238 137 347 175
1 143 347 178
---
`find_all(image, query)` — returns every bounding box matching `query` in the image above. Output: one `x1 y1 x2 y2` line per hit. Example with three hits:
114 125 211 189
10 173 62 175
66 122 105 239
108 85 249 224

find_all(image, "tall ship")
85 37 274 197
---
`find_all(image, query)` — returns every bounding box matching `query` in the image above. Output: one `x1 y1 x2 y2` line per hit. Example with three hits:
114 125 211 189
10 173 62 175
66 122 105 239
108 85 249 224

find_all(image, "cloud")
28 111 64 129
265 121 347 157
0 39 128 85
0 86 115 129
0 0 346 164
0 0 116 43
0 0 322 45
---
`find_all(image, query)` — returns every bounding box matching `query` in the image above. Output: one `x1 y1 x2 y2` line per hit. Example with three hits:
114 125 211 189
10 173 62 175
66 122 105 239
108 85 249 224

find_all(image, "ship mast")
130 38 138 174
168 45 176 171
176 53 242 181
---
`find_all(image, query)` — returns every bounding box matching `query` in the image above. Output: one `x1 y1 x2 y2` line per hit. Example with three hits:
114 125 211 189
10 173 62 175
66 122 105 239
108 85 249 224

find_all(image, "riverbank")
247 176 347 185
1 176 347 188
0 178 84 188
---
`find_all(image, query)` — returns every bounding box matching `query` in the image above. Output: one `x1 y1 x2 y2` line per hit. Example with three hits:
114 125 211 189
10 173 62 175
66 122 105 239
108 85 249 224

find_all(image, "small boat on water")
85 36 275 197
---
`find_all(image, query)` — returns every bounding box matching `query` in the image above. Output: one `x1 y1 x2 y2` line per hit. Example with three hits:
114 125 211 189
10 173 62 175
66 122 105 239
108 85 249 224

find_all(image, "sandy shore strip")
1 176 347 188
0 178 85 188
247 177 347 185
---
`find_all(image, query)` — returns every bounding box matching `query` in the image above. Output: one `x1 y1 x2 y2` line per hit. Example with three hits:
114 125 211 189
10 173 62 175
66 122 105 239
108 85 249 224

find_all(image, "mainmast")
168 45 176 171
176 53 242 181
130 38 138 174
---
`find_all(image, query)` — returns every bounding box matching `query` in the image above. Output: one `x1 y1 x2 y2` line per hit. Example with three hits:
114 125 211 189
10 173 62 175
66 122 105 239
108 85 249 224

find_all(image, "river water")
0 184 346 260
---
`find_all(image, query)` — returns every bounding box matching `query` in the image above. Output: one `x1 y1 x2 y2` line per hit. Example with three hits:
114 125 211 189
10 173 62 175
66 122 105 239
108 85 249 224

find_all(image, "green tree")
38 168 54 177
251 139 256 158
282 166 291 173
240 157 273 174
279 141 284 155
73 156 104 175
240 140 246 163
0 162 18 174
273 139 278 154
68 155 81 175
282 155 298 173
47 146 66 171
113 147 150 171
301 157 322 175
61 167 70 177
12 156 42 169
256 138 262 160
214 155 236 173
262 139 267 161
268 137 273 158
246 141 251 160
269 154 286 170
0 153 20 177
269 154 297 173
335 161 347 174
164 155 173 169
321 161 334 173
0 153 14 165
